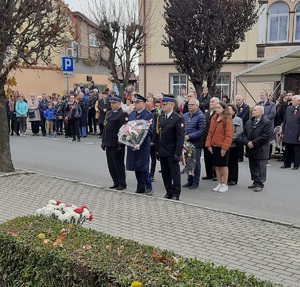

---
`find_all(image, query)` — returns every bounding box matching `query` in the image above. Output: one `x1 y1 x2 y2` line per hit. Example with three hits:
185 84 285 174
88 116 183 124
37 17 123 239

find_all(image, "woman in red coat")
205 101 233 192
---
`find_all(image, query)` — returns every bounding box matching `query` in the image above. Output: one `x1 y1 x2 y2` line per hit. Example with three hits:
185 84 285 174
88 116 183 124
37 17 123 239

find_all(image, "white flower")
36 208 43 215
48 199 57 205
53 210 62 218
82 208 90 218
63 206 73 213
71 204 78 209
58 203 66 208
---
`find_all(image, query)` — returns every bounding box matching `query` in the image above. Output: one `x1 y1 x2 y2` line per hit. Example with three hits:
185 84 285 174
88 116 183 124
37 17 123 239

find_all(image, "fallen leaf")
106 245 112 251
131 281 142 287
86 244 93 250
7 231 18 237
37 233 46 239
53 237 63 248
60 232 67 239
44 239 51 244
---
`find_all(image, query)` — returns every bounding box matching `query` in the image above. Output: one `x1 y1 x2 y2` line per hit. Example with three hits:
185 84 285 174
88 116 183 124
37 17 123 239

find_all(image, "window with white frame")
170 74 187 97
294 3 300 41
268 2 289 43
89 33 100 47
216 75 230 98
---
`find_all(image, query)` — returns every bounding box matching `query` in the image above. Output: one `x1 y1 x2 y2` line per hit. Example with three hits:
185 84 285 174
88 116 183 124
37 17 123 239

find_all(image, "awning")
235 46 300 83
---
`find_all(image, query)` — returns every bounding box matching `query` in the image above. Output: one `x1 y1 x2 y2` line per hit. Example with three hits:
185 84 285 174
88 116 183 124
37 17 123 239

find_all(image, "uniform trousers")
160 157 181 197
248 158 267 188
150 145 156 176
228 146 239 183
106 147 126 187
284 143 300 168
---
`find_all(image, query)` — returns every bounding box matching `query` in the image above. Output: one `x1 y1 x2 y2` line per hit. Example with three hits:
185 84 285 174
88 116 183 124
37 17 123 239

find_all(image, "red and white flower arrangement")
36 199 93 225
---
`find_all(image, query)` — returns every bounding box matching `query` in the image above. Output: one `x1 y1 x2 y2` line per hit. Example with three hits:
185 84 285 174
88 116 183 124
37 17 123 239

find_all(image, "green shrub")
0 216 282 287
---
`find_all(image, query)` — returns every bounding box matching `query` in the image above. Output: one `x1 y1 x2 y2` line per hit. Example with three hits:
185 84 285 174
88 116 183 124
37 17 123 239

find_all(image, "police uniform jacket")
102 108 128 147
156 111 185 158
126 109 154 171
242 116 272 160
98 98 112 124
282 105 300 145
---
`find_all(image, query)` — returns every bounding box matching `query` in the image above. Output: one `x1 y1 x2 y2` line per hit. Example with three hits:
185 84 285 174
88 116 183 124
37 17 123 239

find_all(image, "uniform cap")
109 96 122 103
162 93 176 103
133 93 147 102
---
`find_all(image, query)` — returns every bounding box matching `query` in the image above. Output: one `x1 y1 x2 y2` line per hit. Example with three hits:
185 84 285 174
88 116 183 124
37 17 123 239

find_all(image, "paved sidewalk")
1 171 299 287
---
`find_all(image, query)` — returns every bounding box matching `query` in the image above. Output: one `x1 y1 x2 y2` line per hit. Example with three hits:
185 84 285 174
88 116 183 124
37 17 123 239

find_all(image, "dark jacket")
102 108 128 147
98 98 112 124
182 109 206 148
257 100 276 125
55 102 66 119
38 100 48 117
242 116 273 159
126 109 154 171
64 102 82 120
237 102 250 125
155 111 185 158
198 94 211 113
78 99 88 126
282 105 300 145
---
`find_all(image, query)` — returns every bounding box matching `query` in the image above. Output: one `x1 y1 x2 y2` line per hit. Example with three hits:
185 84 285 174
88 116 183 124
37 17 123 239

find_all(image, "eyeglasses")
188 104 197 106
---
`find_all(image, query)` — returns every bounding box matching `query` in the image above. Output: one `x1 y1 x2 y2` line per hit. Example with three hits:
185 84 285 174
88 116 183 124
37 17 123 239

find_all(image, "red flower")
56 201 61 205
74 207 84 214
81 205 89 210
89 213 93 221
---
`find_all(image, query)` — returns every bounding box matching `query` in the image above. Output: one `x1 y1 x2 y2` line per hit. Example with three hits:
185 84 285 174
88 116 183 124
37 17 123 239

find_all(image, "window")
216 75 230 98
89 33 100 47
294 3 300 41
66 42 79 58
170 74 187 96
268 2 289 43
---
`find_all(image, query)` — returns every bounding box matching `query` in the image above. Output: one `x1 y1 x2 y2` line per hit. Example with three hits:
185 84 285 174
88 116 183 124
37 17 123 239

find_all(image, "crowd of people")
5 84 300 199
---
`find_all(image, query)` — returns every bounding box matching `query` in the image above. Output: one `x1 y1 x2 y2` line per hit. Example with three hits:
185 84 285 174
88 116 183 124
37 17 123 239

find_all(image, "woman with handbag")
227 104 243 186
27 93 41 136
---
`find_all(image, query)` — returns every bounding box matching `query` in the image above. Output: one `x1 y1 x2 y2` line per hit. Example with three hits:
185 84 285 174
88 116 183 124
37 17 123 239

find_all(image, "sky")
63 0 89 13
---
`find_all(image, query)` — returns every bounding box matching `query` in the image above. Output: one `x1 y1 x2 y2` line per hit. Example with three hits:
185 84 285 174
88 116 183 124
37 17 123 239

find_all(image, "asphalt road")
10 133 300 226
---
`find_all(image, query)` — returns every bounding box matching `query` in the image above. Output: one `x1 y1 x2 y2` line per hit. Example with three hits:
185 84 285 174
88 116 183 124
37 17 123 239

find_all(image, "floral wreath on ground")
36 199 93 225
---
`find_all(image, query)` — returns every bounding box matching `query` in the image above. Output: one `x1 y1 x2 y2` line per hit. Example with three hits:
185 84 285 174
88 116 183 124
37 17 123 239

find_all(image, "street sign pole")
62 57 74 94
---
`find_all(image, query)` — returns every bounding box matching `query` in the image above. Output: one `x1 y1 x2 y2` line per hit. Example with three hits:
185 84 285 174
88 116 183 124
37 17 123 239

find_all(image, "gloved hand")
101 143 105 151
156 153 160 161
173 155 181 162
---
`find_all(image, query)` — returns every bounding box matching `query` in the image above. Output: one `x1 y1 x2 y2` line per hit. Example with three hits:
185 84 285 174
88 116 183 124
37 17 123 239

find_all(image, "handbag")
28 111 35 119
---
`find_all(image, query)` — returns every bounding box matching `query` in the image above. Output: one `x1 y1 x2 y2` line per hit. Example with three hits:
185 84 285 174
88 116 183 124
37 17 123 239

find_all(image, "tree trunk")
192 81 203 99
0 87 15 173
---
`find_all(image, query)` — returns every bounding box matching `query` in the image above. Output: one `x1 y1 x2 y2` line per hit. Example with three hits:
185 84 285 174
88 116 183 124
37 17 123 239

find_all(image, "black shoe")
280 165 291 169
228 181 237 186
109 184 118 189
10 133 14 136
189 185 198 190
254 186 263 192
182 183 191 188
65 135 68 138
213 177 217 181
172 196 179 200
116 185 126 190
77 139 81 142
163 194 172 199
248 184 257 189
72 138 76 142
202 176 213 180
292 167 299 170
16 133 20 136
135 189 145 194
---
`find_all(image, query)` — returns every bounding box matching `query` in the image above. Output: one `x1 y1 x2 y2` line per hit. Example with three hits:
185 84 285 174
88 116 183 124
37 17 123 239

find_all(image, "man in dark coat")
242 106 273 192
198 87 211 113
202 97 219 180
78 92 88 137
88 89 98 134
102 96 128 190
281 95 300 170
126 94 154 194
38 93 48 136
155 94 185 200
98 91 111 137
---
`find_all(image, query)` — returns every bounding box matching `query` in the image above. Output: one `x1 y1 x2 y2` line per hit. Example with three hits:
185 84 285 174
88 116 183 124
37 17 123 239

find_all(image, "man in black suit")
242 106 273 192
101 96 128 190
98 91 111 137
198 87 211 113
155 94 185 200
236 95 250 162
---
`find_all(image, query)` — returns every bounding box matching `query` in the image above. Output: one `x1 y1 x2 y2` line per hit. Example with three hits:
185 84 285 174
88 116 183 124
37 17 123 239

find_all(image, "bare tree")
163 0 258 96
0 0 74 172
88 0 151 99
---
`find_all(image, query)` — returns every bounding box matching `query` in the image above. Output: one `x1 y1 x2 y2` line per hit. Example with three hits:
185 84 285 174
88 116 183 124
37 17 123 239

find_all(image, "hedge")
0 216 282 287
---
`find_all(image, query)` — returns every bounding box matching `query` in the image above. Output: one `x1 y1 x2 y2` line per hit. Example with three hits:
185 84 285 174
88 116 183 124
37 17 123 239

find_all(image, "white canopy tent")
233 47 300 101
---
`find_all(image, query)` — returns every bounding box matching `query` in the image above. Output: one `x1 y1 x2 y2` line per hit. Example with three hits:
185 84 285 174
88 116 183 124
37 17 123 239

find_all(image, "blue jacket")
44 108 56 121
182 109 206 148
126 109 154 171
15 101 28 117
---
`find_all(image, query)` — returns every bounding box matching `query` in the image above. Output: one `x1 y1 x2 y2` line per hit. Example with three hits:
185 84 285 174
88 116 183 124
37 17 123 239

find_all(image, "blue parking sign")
62 57 74 72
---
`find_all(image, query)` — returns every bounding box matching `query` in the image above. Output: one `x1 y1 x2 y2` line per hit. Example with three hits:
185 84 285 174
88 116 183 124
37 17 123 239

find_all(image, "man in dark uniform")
101 96 128 190
155 94 185 200
98 91 111 137
126 94 154 194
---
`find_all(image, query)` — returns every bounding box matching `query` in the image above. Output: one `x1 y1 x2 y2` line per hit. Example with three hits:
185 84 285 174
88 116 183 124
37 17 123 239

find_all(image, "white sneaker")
212 183 222 192
218 184 229 193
